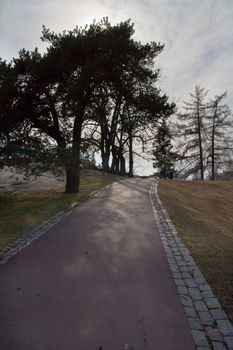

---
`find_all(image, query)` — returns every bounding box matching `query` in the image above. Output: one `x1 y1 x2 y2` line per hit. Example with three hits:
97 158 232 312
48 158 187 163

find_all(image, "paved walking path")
0 178 195 350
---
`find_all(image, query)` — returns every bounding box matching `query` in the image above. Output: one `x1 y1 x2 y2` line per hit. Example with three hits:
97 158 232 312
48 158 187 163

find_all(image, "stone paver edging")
149 180 233 350
0 181 121 265
0 210 69 265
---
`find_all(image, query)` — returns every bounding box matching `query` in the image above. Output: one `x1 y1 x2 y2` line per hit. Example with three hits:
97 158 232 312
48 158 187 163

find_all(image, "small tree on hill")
176 86 208 180
152 116 176 179
206 92 233 180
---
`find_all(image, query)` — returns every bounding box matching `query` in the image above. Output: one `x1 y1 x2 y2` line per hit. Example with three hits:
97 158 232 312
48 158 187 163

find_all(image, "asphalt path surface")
0 178 195 350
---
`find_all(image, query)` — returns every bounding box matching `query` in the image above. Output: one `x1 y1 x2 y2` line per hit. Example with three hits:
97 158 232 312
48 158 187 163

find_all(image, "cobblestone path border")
0 182 117 266
149 181 233 350
0 210 69 265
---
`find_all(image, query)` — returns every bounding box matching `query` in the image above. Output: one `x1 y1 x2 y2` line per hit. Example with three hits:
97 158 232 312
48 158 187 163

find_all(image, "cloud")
151 0 233 105
1 0 232 105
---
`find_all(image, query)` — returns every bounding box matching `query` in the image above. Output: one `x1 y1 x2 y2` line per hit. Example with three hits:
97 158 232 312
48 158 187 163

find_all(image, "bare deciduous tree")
206 92 233 180
176 86 208 180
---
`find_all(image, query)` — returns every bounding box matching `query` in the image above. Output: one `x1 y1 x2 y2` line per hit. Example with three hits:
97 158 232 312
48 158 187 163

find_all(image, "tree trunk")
111 145 121 174
100 123 110 173
120 155 126 176
211 130 215 181
128 129 134 177
110 151 117 173
197 109 204 180
163 163 166 179
115 155 120 174
65 106 84 193
211 111 216 181
102 152 110 173
57 141 79 193
65 161 80 193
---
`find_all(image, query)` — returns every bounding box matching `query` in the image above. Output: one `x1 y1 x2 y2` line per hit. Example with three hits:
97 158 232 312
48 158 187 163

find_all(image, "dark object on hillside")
168 170 174 179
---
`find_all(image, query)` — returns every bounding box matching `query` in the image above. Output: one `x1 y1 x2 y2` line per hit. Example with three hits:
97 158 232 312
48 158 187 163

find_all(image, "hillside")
158 180 233 322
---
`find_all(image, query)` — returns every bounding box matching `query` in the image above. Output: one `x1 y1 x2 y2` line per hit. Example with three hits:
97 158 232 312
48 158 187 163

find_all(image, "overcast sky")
1 0 233 174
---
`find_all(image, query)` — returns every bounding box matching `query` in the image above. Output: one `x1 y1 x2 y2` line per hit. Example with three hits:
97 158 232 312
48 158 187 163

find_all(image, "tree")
206 92 232 180
0 18 175 190
0 59 18 150
1 19 153 192
0 59 40 170
80 30 175 177
176 86 208 180
152 116 176 178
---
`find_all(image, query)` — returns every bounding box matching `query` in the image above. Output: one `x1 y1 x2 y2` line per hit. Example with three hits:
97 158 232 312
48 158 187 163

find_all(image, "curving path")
0 178 195 350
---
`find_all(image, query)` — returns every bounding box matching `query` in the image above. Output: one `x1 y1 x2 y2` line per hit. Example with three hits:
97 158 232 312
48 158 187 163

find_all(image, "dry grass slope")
158 180 233 322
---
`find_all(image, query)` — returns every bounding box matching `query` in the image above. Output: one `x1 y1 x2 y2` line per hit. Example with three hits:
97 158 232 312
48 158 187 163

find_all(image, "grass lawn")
158 180 233 322
0 170 121 249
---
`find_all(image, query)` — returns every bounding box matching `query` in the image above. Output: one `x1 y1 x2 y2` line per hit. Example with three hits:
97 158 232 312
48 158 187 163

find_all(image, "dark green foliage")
0 18 175 191
152 117 176 179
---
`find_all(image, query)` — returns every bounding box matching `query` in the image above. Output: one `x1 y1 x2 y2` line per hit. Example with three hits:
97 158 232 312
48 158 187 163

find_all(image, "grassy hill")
158 180 233 322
